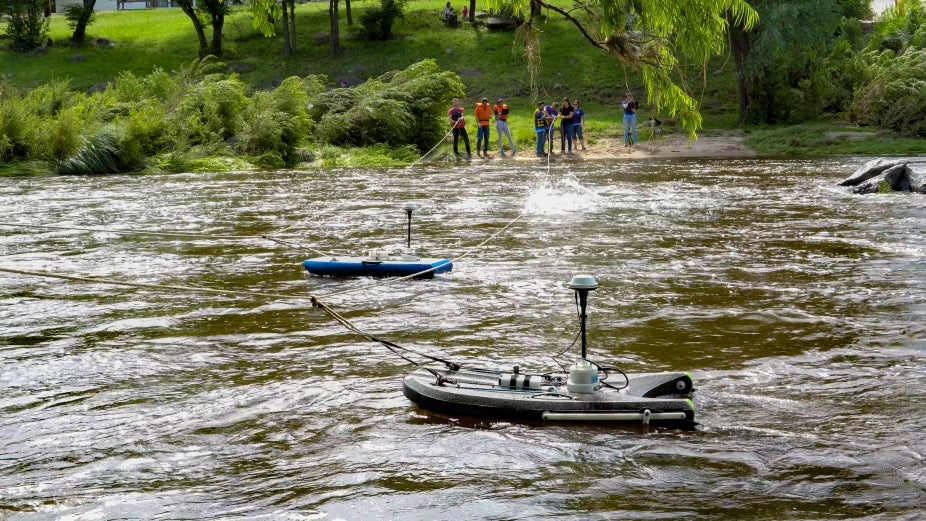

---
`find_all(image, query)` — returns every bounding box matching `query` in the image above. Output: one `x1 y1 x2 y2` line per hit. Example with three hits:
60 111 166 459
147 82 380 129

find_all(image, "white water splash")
522 174 602 215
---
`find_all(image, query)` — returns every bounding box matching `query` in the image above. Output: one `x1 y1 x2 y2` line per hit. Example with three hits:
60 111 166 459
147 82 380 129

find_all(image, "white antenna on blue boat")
403 203 419 250
567 274 599 393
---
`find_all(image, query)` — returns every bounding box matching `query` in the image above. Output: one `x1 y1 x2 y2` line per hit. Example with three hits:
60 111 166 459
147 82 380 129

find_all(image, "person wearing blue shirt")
622 92 638 146
545 102 559 154
571 100 587 151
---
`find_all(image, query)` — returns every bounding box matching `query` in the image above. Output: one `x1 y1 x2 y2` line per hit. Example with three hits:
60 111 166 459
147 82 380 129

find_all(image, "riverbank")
469 132 757 162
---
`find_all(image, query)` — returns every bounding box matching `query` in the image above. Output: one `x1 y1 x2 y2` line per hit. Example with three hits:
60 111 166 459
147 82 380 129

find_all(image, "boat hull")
303 257 452 278
403 367 695 426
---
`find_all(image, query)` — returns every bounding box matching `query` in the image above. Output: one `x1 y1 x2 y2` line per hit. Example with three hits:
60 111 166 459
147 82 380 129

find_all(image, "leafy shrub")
311 59 464 152
120 101 169 157
359 0 405 41
0 95 38 160
41 107 85 160
2 0 49 51
166 74 249 147
25 79 80 117
238 76 315 165
850 49 926 137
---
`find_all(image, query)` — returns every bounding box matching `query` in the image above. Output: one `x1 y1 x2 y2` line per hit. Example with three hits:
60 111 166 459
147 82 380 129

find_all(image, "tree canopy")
485 0 759 136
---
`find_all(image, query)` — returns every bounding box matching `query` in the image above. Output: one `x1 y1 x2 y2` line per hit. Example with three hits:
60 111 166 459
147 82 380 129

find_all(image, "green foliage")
0 94 38 160
25 78 81 116
744 123 926 155
54 130 141 175
312 59 464 151
850 48 926 137
120 101 169 157
486 0 759 136
40 106 85 160
238 76 316 166
111 68 179 104
61 4 96 34
2 0 49 51
360 0 406 41
166 74 250 147
867 0 926 54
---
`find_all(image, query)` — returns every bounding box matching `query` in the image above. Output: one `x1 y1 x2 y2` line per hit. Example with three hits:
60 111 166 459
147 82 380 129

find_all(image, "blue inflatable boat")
303 251 453 279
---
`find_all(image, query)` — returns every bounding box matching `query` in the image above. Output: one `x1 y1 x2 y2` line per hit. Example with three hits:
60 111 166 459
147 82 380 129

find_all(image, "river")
1 157 924 520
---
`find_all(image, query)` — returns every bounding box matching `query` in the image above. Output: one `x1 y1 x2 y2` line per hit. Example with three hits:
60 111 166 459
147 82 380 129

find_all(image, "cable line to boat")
0 204 340 258
316 208 527 300
0 221 270 240
0 264 464 372
406 127 456 167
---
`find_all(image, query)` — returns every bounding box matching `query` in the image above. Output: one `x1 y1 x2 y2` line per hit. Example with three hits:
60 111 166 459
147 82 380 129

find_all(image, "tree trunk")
345 0 352 26
209 4 224 57
728 22 751 125
282 0 295 55
70 0 97 44
468 0 475 23
530 0 541 19
329 0 341 56
287 0 296 52
177 0 210 57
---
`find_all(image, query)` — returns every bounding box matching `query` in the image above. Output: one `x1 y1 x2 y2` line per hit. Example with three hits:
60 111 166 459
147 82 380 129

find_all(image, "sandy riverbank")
493 131 757 161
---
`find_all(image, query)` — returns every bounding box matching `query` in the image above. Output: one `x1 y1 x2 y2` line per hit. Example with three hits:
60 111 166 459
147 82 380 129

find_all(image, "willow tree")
485 0 758 136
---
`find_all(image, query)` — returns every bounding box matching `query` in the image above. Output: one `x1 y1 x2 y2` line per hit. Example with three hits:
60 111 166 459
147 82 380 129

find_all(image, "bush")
850 49 926 137
359 0 405 41
2 0 49 51
238 76 315 166
166 74 249 147
0 95 38 160
311 59 465 151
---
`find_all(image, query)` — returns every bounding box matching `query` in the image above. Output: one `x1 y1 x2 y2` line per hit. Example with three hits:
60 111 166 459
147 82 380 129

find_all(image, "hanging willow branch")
488 0 759 137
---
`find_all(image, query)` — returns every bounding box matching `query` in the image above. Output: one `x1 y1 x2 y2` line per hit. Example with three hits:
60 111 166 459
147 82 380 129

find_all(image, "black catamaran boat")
403 275 696 426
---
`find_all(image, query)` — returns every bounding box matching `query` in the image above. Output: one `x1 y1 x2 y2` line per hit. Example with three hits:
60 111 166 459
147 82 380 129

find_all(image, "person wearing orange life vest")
473 97 493 157
448 97 471 158
494 98 516 157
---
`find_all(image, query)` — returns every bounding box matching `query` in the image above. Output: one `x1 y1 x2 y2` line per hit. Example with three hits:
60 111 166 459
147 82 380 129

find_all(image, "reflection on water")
1 157 924 519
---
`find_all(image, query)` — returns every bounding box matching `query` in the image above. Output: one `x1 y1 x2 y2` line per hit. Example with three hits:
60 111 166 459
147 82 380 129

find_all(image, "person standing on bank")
474 97 493 157
572 99 586 150
545 102 559 154
622 92 638 146
448 97 471 158
534 101 550 156
494 98 516 157
559 97 574 154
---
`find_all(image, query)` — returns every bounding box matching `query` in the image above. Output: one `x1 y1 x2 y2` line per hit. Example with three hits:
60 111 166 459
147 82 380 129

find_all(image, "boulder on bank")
839 159 926 194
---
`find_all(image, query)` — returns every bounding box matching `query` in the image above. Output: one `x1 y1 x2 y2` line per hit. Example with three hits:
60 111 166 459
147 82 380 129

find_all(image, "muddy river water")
1 157 924 519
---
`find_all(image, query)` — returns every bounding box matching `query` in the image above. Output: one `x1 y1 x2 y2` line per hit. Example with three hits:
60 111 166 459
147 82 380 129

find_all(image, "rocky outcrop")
839 159 926 194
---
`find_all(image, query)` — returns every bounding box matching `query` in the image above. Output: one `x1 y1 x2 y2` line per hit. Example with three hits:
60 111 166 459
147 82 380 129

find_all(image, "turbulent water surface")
1 157 924 520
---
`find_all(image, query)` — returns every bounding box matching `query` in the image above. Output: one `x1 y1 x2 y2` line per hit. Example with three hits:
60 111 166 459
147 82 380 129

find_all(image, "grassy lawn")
2 1 922 157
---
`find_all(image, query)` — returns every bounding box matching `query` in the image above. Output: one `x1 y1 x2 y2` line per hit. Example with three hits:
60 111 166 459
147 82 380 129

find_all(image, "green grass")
2 1 923 159
744 124 926 156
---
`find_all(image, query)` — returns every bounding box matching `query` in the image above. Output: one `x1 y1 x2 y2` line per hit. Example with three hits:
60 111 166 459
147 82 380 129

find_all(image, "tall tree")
66 0 97 44
728 0 869 124
176 0 227 58
329 0 342 56
486 0 758 136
